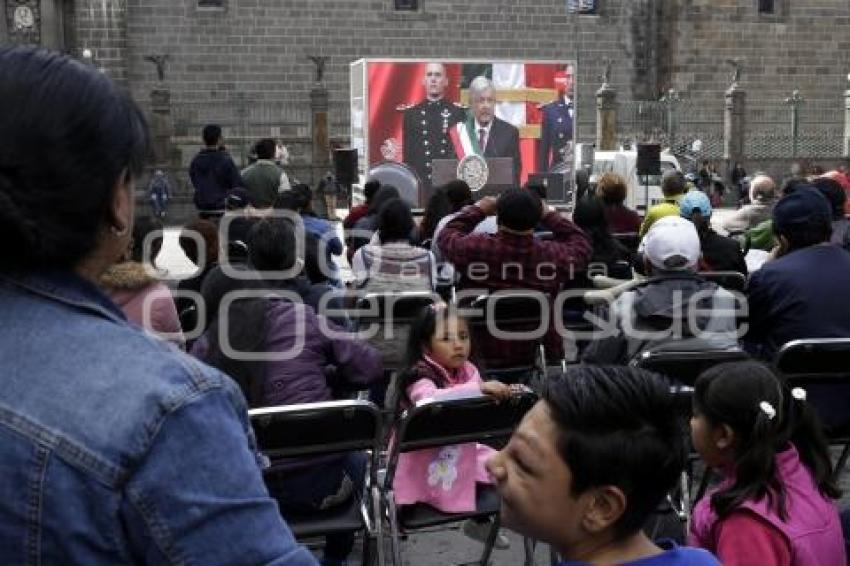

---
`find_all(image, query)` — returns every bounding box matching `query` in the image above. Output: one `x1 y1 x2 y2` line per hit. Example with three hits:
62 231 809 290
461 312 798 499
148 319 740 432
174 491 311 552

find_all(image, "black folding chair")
632 348 751 387
250 400 384 566
613 232 640 254
349 291 439 408
634 348 751 504
700 271 747 293
647 385 695 541
462 291 555 387
776 338 850 476
383 392 538 566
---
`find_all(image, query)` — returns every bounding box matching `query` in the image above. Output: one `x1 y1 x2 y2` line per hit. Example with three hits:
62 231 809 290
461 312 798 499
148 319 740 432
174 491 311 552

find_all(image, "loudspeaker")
333 149 358 185
636 143 661 176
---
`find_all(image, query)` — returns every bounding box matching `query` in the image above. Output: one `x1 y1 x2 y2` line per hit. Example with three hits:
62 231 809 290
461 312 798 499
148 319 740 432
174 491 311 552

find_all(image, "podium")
430 157 517 205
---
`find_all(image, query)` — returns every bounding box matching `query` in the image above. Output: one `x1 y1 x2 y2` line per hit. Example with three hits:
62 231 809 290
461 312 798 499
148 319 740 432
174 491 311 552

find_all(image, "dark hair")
497 188 542 232
597 172 629 205
573 197 629 266
254 138 276 160
204 296 268 408
131 216 163 264
811 177 847 221
781 176 809 197
393 304 466 410
226 188 252 210
203 124 222 147
368 185 400 215
378 198 415 243
419 190 452 242
444 179 473 211
661 170 687 197
274 190 300 211
543 366 686 537
247 218 297 272
291 183 313 212
694 361 840 520
525 182 547 201
0 47 149 272
179 219 220 267
364 179 381 203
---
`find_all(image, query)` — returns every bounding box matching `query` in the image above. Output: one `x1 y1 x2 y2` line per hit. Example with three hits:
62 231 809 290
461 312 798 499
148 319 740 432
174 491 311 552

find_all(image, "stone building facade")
2 0 849 186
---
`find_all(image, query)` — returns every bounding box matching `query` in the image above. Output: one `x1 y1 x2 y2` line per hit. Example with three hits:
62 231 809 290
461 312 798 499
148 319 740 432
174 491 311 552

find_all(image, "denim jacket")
0 270 317 565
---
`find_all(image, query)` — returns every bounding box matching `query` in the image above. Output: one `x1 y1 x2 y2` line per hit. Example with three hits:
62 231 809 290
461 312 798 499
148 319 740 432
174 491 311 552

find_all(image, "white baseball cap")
640 216 701 271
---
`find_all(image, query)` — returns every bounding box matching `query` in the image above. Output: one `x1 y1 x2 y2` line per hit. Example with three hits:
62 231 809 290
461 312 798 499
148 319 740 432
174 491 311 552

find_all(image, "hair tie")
791 387 807 402
759 401 776 420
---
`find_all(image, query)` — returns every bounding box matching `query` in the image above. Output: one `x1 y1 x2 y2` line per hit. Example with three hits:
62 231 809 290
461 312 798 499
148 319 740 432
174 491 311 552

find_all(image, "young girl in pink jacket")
689 361 845 566
391 303 515 547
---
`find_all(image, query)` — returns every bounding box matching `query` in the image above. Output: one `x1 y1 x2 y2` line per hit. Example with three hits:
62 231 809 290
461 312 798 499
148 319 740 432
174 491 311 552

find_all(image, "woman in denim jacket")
0 47 315 564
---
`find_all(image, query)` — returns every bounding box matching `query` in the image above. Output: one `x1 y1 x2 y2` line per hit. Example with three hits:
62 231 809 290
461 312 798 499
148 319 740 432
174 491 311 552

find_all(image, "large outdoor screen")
351 59 577 204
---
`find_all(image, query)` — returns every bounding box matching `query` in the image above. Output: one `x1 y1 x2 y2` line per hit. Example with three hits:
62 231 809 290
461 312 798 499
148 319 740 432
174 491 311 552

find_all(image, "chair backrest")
633 348 750 386
352 291 437 325
386 391 538 486
464 291 549 328
700 271 747 293
613 232 640 253
250 400 382 459
776 339 850 439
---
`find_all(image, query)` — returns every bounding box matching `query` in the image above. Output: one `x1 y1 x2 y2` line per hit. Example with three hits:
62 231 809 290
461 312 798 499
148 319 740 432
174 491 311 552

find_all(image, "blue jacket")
0 270 316 565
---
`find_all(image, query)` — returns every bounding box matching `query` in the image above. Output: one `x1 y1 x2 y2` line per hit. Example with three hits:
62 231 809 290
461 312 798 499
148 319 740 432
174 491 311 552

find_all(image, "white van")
589 151 681 214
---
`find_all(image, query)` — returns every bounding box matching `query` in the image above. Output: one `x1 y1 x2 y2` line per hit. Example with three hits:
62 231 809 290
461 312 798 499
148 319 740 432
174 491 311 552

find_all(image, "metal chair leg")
387 492 402 566
373 486 385 566
479 514 500 566
834 442 850 478
523 537 536 566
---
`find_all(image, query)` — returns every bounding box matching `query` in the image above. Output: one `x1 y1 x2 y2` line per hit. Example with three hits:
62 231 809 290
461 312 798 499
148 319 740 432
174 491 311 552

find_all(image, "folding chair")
613 232 640 254
700 271 747 293
634 348 750 504
250 400 384 566
383 391 538 566
776 338 850 476
462 291 555 388
350 291 439 407
632 348 751 387
647 385 695 541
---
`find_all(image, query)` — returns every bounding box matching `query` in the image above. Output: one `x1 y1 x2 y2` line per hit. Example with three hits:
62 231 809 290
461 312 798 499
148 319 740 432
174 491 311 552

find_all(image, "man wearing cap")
584 216 739 365
745 187 850 358
680 190 747 276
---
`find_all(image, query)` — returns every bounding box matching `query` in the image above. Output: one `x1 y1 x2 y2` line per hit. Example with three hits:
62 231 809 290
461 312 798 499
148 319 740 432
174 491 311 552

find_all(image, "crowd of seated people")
5 46 850 566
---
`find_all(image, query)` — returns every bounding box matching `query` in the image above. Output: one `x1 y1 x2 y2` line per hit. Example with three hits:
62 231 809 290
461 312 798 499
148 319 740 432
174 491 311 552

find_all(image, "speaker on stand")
333 148 358 210
636 143 661 211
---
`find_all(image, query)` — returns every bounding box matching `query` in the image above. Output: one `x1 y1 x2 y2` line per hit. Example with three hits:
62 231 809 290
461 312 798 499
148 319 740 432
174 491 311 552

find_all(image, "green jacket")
241 160 284 208
639 193 684 237
746 219 775 251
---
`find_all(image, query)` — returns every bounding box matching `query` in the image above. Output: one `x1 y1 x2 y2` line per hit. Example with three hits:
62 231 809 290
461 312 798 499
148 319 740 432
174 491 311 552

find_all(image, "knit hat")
772 187 831 234
641 216 701 271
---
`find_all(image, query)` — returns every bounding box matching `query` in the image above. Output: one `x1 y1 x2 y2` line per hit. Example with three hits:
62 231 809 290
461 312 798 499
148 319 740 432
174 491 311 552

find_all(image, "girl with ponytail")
689 361 844 566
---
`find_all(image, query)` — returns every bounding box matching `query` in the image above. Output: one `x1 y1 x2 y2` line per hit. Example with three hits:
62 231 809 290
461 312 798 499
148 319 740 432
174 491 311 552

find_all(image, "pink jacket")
101 262 184 348
392 356 495 513
690 445 845 566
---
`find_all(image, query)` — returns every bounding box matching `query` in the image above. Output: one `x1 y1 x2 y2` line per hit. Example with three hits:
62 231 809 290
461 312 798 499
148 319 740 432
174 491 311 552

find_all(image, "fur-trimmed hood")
100 261 158 292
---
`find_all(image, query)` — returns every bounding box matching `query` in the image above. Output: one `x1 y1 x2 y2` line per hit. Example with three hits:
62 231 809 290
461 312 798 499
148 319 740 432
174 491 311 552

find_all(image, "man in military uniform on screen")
538 66 575 172
401 63 466 189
